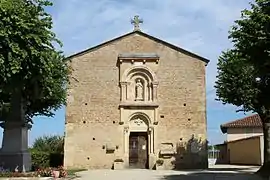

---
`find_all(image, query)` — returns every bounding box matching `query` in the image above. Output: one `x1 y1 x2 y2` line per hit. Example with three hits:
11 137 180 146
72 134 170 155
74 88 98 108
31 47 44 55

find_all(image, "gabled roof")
220 114 262 133
66 30 210 64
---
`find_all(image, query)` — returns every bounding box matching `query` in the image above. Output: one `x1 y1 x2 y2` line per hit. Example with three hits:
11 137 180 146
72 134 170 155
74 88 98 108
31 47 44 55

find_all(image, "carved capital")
120 81 128 86
148 126 154 132
124 126 129 133
152 81 159 87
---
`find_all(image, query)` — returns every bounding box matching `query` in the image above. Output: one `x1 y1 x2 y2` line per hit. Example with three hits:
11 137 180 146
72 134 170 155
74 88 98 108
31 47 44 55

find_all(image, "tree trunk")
257 114 270 178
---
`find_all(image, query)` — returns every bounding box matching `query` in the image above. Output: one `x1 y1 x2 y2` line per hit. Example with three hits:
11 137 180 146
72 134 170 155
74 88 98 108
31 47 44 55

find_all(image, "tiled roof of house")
220 114 262 133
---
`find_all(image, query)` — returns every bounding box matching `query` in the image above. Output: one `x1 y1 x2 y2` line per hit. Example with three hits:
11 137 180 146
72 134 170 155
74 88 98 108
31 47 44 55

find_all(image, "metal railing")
208 149 220 159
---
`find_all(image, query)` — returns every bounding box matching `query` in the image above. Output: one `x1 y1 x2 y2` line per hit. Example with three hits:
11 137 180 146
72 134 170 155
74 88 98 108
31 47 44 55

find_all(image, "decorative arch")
129 112 151 125
121 65 157 82
120 65 158 102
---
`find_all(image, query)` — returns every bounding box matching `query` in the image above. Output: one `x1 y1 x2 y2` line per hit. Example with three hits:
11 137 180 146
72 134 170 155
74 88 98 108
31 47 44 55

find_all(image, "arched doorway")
128 113 150 169
129 132 148 168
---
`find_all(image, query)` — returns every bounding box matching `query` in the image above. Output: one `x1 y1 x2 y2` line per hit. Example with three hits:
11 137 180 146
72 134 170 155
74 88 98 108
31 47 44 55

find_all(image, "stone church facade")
64 25 209 170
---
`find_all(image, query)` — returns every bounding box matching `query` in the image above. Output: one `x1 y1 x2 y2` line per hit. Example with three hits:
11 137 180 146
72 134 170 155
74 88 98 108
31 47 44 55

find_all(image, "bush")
30 135 64 170
36 166 67 178
31 150 50 170
49 153 64 167
30 150 64 170
32 135 64 153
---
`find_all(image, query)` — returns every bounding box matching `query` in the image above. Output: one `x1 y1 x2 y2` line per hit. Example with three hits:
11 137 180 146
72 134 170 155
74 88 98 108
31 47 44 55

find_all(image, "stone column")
120 82 128 101
152 82 158 101
124 126 129 153
148 129 151 154
123 126 129 167
148 126 155 169
149 83 153 101
149 127 154 154
154 108 158 125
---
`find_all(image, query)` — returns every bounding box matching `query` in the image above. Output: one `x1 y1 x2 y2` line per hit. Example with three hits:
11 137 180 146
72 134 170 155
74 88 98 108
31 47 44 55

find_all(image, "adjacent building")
217 114 263 165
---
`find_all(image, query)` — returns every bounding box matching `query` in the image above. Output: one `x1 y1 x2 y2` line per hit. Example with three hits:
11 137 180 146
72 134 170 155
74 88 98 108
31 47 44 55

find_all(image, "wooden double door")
129 132 149 169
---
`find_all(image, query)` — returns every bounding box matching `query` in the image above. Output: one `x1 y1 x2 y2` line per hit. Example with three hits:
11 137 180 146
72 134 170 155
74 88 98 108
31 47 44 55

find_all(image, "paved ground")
75 165 265 180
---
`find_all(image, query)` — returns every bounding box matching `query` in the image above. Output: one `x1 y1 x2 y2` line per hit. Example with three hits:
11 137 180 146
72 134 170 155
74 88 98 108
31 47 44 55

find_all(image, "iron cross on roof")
131 15 143 31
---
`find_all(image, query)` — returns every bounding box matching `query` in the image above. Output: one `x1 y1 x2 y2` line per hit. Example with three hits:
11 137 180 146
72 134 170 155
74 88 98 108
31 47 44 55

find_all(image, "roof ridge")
220 114 262 134
223 114 259 125
65 30 210 63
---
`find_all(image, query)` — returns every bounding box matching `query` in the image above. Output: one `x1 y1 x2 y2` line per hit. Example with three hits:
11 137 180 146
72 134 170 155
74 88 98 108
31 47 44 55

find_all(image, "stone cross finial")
131 15 143 31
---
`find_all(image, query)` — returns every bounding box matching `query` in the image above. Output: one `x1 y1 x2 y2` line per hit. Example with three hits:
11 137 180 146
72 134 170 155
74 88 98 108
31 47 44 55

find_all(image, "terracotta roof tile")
220 114 262 133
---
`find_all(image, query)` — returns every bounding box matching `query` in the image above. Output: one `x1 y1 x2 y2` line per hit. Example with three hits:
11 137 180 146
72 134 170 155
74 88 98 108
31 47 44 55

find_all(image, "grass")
67 168 87 176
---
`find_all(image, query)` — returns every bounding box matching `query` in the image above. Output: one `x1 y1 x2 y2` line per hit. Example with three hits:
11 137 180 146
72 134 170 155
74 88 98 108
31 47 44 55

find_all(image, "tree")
215 0 270 177
0 0 69 122
0 0 69 170
32 135 64 154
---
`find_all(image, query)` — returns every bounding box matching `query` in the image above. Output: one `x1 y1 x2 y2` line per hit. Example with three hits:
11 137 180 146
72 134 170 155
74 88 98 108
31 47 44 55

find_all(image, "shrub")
30 150 50 170
32 135 64 154
30 151 64 170
49 153 64 167
36 167 67 178
30 135 65 170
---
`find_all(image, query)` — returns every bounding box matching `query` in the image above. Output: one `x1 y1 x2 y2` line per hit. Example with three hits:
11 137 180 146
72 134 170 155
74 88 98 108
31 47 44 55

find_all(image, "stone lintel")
118 53 160 61
119 102 159 108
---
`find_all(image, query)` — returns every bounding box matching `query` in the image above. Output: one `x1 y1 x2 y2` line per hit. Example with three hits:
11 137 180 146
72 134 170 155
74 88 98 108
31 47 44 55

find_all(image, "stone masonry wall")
64 32 207 169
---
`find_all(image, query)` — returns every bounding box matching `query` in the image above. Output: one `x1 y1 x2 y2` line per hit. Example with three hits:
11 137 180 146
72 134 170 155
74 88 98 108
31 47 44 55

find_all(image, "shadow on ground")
163 167 265 180
207 166 259 172
163 172 264 180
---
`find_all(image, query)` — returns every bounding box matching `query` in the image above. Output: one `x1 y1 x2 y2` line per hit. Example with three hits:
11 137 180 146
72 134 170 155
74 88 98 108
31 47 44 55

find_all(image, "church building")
64 16 209 170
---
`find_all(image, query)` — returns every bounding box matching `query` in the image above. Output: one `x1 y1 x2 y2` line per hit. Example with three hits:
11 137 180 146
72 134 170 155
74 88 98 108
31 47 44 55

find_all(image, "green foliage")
66 169 87 176
32 135 64 153
31 135 64 169
216 51 260 112
30 150 50 169
0 0 70 122
215 0 270 175
215 0 270 114
31 151 64 169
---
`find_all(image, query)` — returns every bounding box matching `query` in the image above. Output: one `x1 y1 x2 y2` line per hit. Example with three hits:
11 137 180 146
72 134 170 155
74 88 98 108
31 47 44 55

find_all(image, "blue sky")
1 0 255 146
